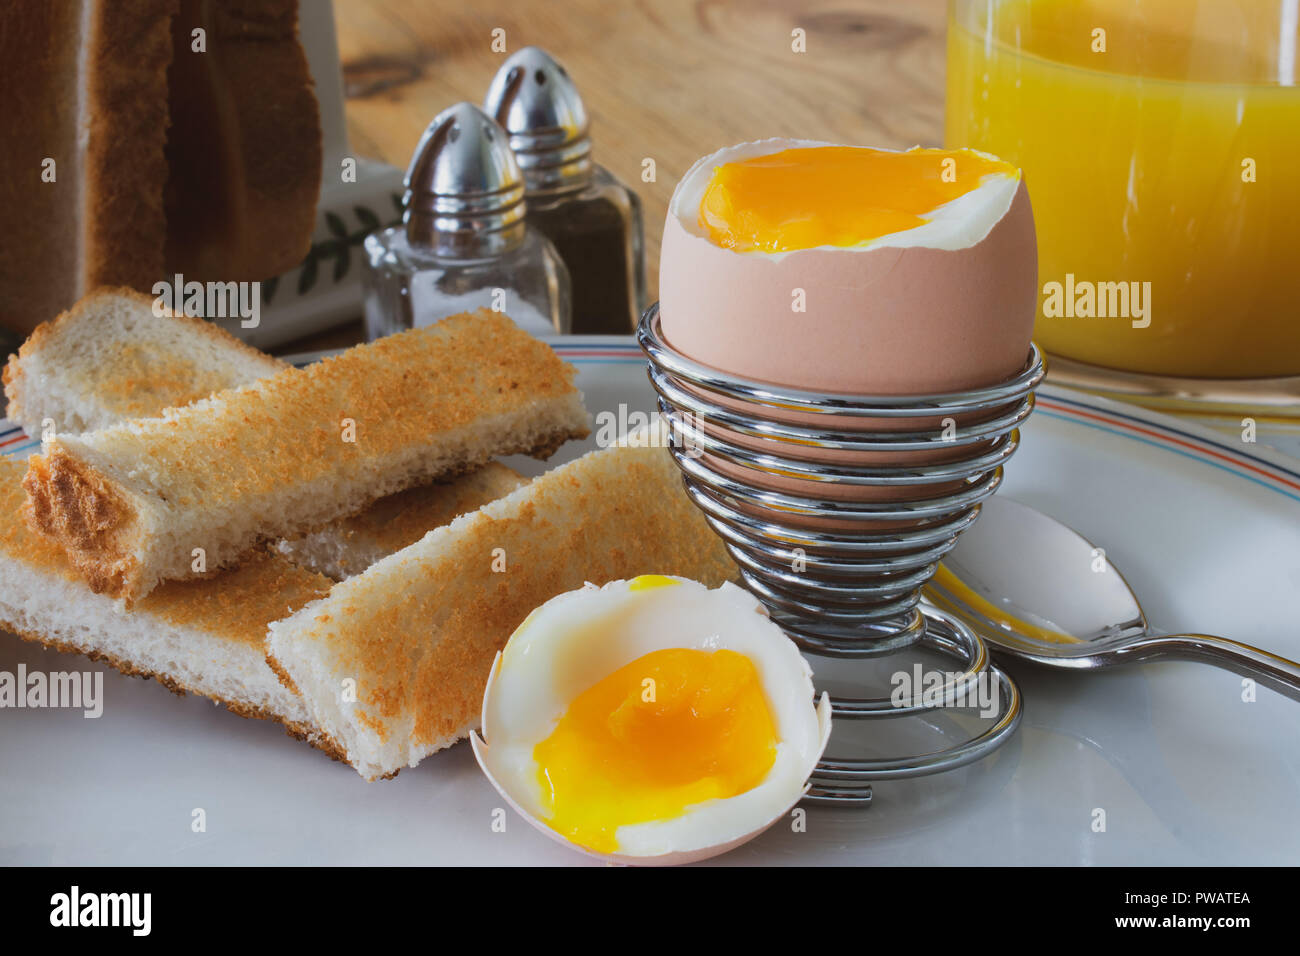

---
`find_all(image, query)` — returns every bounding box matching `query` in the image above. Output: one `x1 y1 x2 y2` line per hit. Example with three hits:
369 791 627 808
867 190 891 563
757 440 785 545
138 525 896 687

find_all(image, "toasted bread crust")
23 450 140 597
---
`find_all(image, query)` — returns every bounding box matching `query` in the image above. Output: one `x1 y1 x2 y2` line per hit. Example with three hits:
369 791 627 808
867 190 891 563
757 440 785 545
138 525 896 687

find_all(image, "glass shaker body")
524 165 645 335
362 225 571 341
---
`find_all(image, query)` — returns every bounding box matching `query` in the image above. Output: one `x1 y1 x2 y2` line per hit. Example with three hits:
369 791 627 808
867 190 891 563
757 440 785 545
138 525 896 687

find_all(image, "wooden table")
295 0 949 352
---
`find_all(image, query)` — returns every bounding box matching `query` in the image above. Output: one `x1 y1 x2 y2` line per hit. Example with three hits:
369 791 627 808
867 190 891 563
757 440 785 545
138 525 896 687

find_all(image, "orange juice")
946 0 1300 378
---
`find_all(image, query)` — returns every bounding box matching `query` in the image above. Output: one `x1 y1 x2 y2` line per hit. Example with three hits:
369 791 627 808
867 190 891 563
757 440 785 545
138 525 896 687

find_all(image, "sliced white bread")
276 462 529 580
0 458 339 755
2 287 284 434
24 310 592 601
266 426 739 781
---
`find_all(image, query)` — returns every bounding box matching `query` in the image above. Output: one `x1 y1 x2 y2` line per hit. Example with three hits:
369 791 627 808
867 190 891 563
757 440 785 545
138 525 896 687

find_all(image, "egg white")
476 577 831 859
670 138 1022 258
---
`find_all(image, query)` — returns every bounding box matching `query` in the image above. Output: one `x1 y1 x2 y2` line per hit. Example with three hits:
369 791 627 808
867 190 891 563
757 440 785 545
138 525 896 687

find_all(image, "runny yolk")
698 145 1017 253
533 647 778 854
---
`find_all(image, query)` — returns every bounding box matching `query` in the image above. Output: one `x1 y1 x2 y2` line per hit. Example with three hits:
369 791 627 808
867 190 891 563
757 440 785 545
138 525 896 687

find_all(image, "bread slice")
24 310 591 601
2 287 283 434
0 0 177 335
276 462 529 580
164 0 321 280
0 458 337 753
5 294 534 580
266 426 739 781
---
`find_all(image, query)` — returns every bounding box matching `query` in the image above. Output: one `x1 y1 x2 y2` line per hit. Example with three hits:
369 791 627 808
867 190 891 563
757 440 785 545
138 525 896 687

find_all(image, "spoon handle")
1147 633 1300 702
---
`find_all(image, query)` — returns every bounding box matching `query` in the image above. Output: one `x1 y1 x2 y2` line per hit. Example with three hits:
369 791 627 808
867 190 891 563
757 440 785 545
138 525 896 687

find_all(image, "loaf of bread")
164 0 321 280
0 1 177 335
0 457 339 754
267 426 738 781
0 1 321 335
23 311 591 601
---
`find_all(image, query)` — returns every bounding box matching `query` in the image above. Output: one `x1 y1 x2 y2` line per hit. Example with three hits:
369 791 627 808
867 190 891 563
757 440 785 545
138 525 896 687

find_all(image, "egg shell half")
471 577 833 866
472 720 824 867
659 139 1038 395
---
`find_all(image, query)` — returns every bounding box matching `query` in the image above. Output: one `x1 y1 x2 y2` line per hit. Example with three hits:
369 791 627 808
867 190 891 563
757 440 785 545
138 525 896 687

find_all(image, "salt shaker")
362 102 570 340
485 47 646 334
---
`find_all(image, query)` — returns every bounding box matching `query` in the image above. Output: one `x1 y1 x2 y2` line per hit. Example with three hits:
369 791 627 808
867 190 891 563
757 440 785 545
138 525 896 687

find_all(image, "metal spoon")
923 495 1300 701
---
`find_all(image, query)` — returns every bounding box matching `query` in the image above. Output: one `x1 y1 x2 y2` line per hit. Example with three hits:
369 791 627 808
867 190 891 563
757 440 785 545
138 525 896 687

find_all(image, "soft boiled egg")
659 139 1038 394
471 575 832 865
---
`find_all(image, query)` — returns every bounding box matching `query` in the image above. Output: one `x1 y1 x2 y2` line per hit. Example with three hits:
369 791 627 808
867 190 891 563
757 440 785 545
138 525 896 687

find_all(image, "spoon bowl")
925 496 1300 700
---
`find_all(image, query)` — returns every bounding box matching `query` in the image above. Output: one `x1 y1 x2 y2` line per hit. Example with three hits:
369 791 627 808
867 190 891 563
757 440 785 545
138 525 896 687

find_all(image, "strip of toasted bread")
23 310 591 601
5 294 533 580
2 287 284 434
266 425 739 781
0 458 340 756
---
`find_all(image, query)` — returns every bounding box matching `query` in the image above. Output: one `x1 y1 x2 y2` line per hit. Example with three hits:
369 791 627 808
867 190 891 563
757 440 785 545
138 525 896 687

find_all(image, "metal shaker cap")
484 46 592 192
403 102 525 245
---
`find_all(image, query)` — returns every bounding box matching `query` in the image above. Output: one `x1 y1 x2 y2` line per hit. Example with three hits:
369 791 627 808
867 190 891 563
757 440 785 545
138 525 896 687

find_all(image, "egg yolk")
698 145 1017 253
533 647 778 854
627 574 680 591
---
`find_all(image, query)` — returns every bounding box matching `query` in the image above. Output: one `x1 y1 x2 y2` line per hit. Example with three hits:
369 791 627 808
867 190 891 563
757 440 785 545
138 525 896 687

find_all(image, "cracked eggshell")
470 577 833 866
659 138 1038 395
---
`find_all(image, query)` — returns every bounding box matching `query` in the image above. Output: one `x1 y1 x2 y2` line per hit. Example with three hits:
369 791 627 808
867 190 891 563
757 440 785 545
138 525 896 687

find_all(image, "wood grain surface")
332 0 950 304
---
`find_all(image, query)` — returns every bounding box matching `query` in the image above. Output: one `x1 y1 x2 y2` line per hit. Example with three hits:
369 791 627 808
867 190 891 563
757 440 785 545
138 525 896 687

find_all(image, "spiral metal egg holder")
638 304 1046 804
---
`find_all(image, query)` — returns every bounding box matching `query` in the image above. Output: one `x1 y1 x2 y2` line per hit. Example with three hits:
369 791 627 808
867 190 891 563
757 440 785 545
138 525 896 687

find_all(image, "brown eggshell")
659 178 1038 395
658 144 1037 531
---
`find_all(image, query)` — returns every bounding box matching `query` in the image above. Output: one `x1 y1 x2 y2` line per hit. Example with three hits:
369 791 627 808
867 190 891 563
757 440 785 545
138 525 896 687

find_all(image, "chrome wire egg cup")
638 304 1046 804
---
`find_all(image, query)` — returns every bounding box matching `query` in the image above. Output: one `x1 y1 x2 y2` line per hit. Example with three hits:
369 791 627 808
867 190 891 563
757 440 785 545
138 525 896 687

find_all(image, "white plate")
2 338 1298 865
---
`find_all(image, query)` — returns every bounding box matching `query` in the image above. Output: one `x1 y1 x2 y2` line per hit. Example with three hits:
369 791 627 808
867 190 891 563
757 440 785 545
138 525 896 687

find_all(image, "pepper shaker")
362 102 571 340
485 47 646 334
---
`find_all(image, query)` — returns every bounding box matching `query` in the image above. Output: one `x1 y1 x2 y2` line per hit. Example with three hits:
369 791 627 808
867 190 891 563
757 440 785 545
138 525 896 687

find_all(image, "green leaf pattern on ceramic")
264 194 404 305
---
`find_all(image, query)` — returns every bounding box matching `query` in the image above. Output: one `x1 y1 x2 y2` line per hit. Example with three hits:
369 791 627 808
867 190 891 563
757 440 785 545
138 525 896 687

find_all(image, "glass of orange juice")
946 0 1300 417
